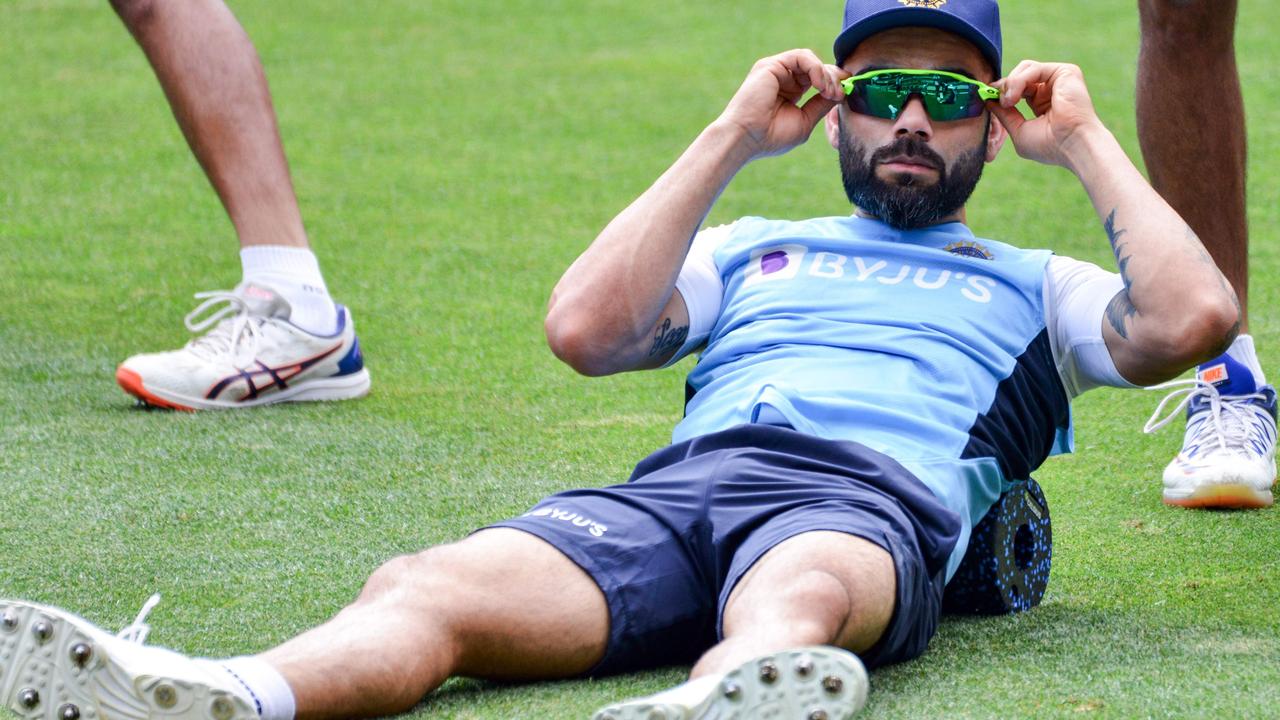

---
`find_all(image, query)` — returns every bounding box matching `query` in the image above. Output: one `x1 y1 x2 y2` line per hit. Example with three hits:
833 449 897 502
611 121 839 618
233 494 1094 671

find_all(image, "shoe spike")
69 642 93 667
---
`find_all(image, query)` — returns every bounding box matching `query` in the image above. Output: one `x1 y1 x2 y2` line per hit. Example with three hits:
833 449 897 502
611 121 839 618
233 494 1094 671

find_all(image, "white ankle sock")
199 656 296 720
239 245 339 335
1222 334 1267 385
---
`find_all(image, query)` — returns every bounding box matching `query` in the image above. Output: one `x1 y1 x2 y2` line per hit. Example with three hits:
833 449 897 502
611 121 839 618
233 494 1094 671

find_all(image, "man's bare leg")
0 530 606 720
694 532 894 677
594 532 893 719
1136 0 1275 510
261 529 609 720
109 0 306 249
108 0 366 406
1137 0 1246 320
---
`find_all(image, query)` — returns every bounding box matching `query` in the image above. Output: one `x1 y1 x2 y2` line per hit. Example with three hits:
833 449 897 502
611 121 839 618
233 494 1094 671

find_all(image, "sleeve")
660 222 731 367
1043 254 1138 397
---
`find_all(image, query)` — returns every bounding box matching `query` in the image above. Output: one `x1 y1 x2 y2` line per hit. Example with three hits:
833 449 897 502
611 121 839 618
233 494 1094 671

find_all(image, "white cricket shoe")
591 646 868 720
1145 357 1278 509
0 596 256 720
116 283 370 411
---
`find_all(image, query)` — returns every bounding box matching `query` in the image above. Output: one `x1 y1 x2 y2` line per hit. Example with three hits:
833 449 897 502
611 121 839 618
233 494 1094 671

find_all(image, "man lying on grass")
0 1 1239 719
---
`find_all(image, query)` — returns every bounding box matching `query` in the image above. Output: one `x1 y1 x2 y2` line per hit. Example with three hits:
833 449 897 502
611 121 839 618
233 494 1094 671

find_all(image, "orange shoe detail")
1163 484 1274 510
115 366 196 412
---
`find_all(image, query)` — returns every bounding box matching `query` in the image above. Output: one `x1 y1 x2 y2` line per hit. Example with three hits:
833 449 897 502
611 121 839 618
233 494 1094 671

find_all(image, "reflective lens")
840 69 999 122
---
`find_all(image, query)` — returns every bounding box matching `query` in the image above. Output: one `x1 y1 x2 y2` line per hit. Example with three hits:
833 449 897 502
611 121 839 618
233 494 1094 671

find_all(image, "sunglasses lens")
847 73 988 121
848 75 906 119
921 79 986 121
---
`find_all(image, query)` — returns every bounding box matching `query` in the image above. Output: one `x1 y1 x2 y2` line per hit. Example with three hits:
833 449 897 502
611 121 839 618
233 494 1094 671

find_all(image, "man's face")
825 27 1006 229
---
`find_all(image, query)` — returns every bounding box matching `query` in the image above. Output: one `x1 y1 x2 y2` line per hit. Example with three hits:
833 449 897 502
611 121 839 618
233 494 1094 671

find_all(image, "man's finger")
989 101 1026 138
800 92 840 129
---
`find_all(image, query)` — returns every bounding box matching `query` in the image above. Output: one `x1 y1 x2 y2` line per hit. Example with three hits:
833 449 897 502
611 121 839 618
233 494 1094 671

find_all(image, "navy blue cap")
834 0 1002 76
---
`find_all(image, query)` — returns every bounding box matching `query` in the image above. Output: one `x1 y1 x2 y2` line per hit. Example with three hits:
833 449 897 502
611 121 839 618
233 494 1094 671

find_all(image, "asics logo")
742 244 997 303
205 344 342 401
523 507 608 537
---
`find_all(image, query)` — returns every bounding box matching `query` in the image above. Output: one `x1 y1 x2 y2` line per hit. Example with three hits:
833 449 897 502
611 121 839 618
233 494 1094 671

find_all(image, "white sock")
638 674 722 706
239 245 339 335
198 656 296 720
1222 334 1267 385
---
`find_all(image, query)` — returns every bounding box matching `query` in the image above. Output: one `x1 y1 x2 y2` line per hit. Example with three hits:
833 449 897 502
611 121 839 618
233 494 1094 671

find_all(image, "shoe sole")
1163 483 1274 509
117 367 371 411
0 600 255 720
591 646 868 720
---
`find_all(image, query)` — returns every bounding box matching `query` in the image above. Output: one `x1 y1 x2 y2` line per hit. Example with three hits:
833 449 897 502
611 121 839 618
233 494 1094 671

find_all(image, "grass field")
2 0 1278 717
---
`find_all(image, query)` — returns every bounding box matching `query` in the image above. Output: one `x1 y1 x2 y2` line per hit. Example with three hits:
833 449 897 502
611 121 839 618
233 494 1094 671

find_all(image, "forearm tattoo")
649 317 689 358
1104 209 1139 340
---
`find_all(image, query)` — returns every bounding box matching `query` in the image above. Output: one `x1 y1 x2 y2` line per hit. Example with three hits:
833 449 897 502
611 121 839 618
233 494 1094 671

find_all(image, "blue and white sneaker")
591 646 868 720
1145 354 1278 509
116 282 370 411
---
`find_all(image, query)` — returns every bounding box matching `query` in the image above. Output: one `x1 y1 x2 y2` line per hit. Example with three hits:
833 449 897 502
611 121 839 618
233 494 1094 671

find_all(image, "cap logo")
898 0 948 8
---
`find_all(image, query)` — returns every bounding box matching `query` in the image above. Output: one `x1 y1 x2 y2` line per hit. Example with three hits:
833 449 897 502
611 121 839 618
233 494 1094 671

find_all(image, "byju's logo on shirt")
741 243 997 303
742 244 807 287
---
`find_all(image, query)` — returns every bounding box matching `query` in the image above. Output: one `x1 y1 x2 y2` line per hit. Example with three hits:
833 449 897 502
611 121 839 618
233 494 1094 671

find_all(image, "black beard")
838 117 989 230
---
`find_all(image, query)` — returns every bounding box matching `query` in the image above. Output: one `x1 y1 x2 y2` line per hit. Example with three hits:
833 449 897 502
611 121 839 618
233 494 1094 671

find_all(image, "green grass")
2 0 1278 717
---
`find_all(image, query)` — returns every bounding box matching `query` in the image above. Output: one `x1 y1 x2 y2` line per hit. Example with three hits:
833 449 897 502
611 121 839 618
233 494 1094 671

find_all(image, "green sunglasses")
840 69 1000 122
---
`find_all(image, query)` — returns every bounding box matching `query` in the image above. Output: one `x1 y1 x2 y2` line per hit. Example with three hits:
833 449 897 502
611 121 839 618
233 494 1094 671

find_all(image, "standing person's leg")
1137 0 1276 509
109 0 369 410
0 529 609 720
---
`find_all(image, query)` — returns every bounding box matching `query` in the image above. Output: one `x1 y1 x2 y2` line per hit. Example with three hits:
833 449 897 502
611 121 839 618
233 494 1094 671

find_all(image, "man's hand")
990 61 1107 171
716 49 849 161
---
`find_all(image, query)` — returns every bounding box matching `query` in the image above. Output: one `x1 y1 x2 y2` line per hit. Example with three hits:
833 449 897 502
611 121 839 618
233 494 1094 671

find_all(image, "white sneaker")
591 646 868 720
0 596 256 720
1145 358 1278 509
116 283 370 410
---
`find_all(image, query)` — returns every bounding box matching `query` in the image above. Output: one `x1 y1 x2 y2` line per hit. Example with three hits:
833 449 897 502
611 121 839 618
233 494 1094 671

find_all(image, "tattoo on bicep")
1105 289 1138 340
648 317 689 358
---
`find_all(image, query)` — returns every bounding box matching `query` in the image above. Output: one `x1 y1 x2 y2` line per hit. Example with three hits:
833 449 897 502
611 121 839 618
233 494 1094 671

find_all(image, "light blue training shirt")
667 215 1130 579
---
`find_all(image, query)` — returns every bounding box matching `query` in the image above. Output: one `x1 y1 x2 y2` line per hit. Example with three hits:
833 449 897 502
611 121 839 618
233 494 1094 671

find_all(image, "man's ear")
984 109 1008 163
824 106 842 149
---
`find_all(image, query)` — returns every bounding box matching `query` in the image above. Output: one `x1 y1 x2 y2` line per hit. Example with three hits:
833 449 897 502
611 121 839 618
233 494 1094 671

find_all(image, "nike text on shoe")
591 646 868 720
0 597 256 720
1145 357 1278 509
116 283 370 411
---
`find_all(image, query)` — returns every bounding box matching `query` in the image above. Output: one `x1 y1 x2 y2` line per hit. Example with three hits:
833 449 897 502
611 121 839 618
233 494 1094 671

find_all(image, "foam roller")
942 478 1051 615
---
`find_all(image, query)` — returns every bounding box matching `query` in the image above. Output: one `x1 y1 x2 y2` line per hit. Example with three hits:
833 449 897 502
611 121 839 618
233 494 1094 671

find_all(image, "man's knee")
358 544 466 607
725 569 852 641
109 0 157 29
1139 0 1236 44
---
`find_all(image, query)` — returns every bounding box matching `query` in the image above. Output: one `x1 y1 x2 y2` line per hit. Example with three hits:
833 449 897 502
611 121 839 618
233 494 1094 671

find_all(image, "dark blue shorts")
487 423 961 674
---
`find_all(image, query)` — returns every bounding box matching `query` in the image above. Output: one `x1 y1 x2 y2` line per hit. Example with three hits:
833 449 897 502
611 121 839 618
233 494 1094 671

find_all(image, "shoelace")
183 290 265 367
1143 378 1269 454
117 593 161 645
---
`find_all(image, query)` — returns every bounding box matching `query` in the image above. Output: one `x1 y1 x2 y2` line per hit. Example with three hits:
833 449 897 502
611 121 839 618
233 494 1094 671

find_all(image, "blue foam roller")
942 478 1051 615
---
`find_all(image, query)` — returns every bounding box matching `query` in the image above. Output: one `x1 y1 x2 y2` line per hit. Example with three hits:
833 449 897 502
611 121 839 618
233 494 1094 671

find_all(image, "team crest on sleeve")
944 240 994 260
898 0 947 8
742 244 809 287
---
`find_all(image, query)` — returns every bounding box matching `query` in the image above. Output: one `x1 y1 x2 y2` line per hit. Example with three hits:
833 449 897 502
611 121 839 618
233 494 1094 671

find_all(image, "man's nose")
892 95 933 141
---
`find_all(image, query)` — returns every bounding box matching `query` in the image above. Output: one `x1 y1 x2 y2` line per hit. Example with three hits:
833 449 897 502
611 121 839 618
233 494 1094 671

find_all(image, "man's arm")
990 61 1240 386
545 50 847 376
